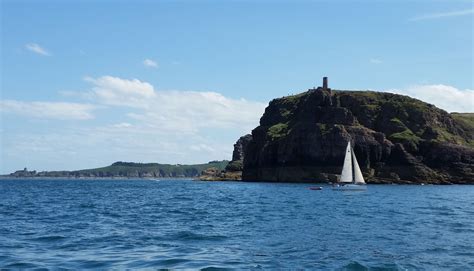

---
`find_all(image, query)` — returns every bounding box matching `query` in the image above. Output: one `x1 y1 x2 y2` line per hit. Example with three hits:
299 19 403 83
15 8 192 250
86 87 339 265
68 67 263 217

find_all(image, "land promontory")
240 84 473 184
6 161 229 179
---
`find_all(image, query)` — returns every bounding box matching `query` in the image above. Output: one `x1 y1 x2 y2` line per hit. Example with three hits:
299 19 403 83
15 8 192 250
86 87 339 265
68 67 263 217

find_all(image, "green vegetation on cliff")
451 113 474 146
267 123 289 140
268 90 473 147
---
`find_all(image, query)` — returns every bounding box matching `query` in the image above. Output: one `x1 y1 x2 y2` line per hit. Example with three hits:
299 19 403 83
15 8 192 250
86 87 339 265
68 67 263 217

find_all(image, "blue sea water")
0 179 473 270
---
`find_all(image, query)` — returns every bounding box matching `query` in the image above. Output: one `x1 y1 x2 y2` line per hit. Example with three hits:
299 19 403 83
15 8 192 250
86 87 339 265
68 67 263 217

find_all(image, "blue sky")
1 0 473 173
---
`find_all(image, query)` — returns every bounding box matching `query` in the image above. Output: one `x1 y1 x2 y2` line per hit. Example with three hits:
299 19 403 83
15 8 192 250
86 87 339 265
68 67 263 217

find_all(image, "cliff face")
242 88 474 184
225 134 252 172
232 134 253 162
200 135 252 181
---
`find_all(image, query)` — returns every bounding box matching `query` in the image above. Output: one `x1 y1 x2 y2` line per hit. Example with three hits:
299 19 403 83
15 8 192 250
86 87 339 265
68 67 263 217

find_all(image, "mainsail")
339 141 366 184
340 142 353 183
352 150 366 184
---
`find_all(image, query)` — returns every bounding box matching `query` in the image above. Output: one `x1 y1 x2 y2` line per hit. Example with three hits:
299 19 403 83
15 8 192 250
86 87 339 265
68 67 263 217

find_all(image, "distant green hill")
8 161 229 178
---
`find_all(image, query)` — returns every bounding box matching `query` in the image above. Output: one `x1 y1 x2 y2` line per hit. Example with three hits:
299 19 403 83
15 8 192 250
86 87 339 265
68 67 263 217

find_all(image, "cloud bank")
0 100 96 120
387 84 474 113
85 75 156 108
1 76 266 171
81 76 266 133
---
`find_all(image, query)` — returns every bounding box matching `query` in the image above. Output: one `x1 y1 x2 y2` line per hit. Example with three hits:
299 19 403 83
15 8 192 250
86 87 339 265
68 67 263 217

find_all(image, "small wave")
201 267 234 271
3 262 40 269
76 259 115 269
30 235 66 242
337 261 405 271
172 231 227 241
425 247 449 254
127 258 190 268
78 202 96 209
337 261 368 271
156 258 190 265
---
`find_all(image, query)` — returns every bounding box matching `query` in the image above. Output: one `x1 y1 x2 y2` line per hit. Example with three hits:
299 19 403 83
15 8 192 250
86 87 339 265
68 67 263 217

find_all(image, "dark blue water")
1 179 473 270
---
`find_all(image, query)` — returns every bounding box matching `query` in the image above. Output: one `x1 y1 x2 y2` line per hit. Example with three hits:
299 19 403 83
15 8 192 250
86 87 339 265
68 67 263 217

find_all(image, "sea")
1 179 473 270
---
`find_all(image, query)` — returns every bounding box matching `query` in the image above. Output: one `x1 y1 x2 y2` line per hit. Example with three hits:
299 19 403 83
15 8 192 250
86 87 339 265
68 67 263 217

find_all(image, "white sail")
352 149 365 184
340 142 353 183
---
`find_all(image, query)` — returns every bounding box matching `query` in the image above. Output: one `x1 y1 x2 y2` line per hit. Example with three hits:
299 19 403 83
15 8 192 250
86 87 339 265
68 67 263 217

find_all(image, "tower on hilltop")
323 77 328 90
321 76 331 93
308 76 332 93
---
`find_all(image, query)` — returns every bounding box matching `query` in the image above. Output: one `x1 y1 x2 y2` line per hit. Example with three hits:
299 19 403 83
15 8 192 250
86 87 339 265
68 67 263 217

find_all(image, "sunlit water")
1 179 473 270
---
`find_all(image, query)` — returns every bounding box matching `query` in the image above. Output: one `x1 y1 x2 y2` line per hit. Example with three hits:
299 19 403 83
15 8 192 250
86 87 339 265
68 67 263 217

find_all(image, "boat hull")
332 184 367 191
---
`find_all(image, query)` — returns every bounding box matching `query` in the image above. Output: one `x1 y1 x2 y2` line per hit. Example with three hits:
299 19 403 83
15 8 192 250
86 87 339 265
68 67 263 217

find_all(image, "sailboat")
332 141 367 191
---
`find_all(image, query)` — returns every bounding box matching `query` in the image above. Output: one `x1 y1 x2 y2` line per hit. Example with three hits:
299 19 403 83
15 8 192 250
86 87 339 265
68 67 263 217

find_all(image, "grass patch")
389 129 421 145
451 113 474 131
317 123 332 136
267 123 289 140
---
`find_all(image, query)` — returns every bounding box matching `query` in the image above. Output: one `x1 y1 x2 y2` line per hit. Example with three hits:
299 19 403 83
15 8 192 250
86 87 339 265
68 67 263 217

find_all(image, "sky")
1 0 473 173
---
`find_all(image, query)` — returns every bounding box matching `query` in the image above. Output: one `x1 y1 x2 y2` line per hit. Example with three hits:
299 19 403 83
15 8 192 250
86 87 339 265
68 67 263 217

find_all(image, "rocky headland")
239 82 473 184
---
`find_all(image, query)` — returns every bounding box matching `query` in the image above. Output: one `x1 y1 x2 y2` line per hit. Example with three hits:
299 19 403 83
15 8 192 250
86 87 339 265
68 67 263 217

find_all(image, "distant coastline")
0 176 198 180
2 161 228 179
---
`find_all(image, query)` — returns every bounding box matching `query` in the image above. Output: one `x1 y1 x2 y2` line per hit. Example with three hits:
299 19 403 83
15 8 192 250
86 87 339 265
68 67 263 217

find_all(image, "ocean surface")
1 179 473 270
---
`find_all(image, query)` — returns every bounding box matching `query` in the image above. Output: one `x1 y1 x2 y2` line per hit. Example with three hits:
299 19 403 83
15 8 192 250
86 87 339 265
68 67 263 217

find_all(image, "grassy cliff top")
263 89 473 147
451 113 474 131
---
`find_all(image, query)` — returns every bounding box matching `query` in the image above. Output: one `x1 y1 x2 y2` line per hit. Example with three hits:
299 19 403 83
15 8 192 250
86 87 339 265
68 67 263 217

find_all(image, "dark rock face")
225 134 252 172
242 88 474 184
231 134 253 162
201 135 253 181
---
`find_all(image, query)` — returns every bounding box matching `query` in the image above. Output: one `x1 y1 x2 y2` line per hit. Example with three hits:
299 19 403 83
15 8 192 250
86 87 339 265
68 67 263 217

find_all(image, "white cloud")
409 8 474 21
25 43 50 56
128 90 266 134
85 75 156 108
85 76 266 134
112 122 132 128
369 58 382 64
0 100 96 120
387 84 474 113
190 144 216 152
143 59 158 68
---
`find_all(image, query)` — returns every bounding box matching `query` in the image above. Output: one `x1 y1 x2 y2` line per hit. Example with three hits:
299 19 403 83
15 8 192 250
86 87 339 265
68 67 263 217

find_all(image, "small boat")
309 186 323 190
333 141 367 191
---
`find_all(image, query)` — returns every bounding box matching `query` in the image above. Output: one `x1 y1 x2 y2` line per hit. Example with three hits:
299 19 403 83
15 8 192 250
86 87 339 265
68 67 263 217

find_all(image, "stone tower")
323 77 328 90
